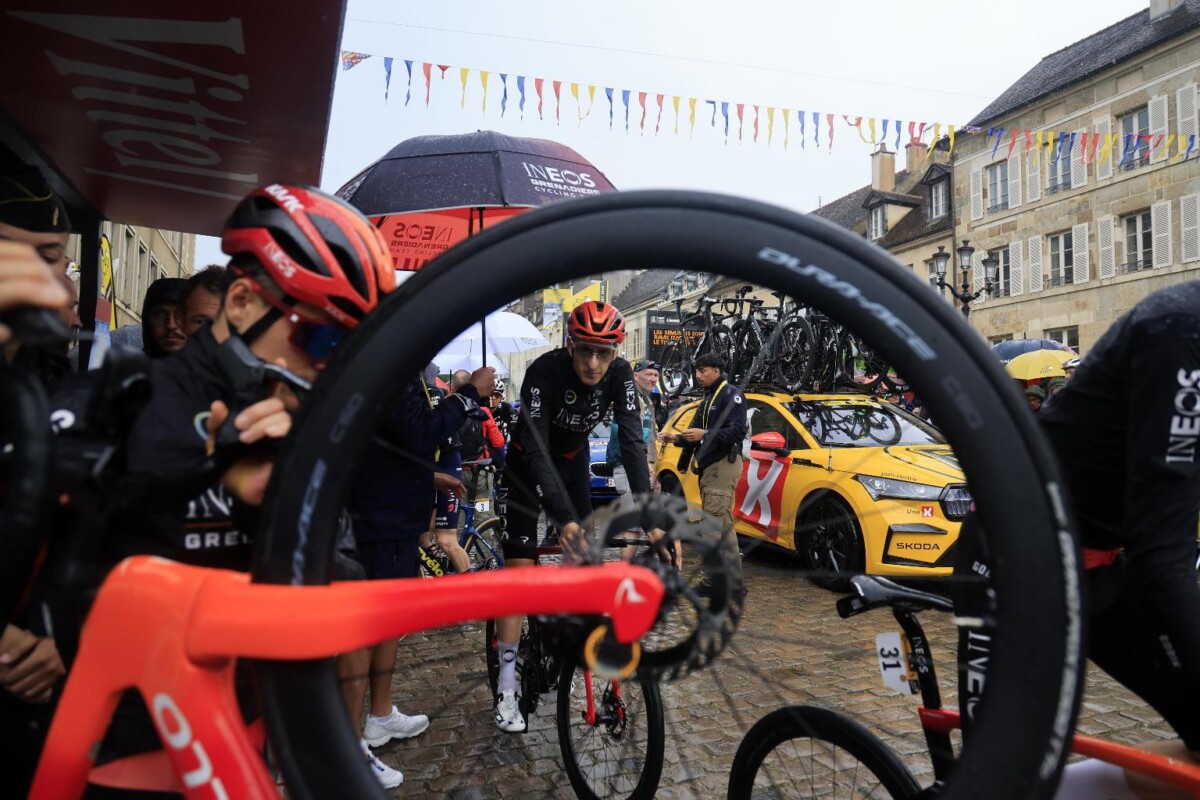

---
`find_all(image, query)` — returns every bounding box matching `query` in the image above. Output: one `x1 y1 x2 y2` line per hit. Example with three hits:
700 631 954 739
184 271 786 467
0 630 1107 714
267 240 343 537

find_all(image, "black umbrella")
991 338 1074 364
337 131 618 365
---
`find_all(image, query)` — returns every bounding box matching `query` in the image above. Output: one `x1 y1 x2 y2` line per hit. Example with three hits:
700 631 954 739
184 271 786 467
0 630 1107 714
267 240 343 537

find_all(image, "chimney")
905 141 928 172
871 146 895 192
1149 0 1184 19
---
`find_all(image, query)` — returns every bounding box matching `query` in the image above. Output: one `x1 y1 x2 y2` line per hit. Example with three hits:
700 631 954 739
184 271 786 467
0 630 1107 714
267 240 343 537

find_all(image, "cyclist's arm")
1123 331 1200 675
610 362 652 494
515 363 580 524
482 408 505 450
381 379 480 452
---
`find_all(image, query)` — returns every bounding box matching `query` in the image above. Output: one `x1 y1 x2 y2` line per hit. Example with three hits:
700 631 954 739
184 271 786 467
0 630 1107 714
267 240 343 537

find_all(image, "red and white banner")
734 451 790 538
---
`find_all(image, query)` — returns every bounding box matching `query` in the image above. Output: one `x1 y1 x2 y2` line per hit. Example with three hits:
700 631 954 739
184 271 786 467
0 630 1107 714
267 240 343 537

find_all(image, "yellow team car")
656 390 970 587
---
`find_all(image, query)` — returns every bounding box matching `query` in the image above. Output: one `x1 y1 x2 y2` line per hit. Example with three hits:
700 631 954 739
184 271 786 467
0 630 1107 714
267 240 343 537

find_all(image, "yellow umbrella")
1005 349 1073 380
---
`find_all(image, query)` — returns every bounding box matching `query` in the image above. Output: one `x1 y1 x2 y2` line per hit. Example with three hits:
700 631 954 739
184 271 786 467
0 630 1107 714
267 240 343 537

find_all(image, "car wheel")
658 473 684 499
796 493 864 592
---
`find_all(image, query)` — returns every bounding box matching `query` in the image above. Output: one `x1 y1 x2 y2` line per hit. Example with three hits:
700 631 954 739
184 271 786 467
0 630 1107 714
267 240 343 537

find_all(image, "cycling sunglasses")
288 319 344 364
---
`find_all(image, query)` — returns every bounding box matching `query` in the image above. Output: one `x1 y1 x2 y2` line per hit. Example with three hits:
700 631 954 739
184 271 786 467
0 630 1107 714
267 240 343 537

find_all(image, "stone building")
954 0 1200 351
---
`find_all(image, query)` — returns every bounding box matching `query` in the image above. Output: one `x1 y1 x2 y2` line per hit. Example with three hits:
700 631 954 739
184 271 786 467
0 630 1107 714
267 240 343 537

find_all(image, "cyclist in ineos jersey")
492 300 652 733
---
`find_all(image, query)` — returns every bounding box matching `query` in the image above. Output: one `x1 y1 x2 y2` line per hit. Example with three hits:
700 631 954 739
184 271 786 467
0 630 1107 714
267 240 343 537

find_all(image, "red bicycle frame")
30 556 664 799
919 707 1200 794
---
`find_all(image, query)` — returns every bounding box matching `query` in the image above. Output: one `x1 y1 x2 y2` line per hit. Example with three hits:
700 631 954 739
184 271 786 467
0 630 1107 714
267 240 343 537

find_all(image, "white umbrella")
444 311 548 355
434 350 509 376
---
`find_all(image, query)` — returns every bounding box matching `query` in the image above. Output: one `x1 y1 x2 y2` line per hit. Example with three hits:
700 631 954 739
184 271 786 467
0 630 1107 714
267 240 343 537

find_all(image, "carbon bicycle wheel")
772 315 815 391
253 190 1083 800
557 658 665 800
727 705 921 799
464 519 503 571
660 342 690 397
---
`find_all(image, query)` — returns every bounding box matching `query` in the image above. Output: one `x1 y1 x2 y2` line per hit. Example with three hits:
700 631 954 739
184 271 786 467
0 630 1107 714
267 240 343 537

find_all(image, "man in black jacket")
661 353 747 535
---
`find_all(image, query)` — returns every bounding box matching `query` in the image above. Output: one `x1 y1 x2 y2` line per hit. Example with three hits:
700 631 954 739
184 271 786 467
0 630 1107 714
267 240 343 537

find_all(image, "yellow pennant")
767 107 775 147
689 98 697 136
459 67 469 108
947 124 955 156
782 107 790 149
867 118 877 145
672 96 680 135
927 123 941 158
1097 132 1118 163
571 82 580 122
480 71 489 114
1156 134 1175 161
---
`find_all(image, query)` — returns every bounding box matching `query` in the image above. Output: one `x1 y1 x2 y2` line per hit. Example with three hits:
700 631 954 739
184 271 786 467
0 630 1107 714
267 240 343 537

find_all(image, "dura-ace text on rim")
251 191 1083 800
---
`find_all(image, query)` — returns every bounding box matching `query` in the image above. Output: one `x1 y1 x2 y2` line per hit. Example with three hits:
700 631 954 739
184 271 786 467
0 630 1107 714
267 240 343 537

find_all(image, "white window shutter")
1178 84 1199 151
1007 151 1022 208
1025 147 1041 203
970 167 983 221
1071 129 1088 188
1094 116 1114 180
1149 94 1169 164
1027 236 1044 293
1182 193 1200 264
1072 222 1090 283
1098 215 1116 278
973 251 985 304
1152 200 1172 268
1009 239 1024 296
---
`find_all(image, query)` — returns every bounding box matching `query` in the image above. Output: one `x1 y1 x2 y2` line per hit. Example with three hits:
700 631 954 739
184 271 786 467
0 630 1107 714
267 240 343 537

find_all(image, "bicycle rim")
558 659 665 800
251 190 1082 800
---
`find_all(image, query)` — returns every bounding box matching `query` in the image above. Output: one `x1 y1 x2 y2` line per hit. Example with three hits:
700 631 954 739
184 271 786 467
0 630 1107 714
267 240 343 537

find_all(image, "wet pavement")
366 548 1171 798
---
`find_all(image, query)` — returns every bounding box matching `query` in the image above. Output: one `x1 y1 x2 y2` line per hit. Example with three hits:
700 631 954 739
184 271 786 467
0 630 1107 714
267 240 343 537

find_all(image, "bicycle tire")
252 190 1083 800
727 705 921 800
557 658 665 800
465 518 504 571
772 315 815 391
660 342 690 397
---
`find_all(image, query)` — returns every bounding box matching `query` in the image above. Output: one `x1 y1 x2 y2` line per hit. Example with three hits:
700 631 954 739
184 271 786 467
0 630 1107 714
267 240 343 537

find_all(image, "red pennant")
422 63 432 105
655 93 664 135
552 80 562 124
437 65 449 78
753 105 760 143
1007 129 1018 158
535 78 544 119
638 91 647 132
1024 129 1033 156
826 113 835 150
736 103 744 141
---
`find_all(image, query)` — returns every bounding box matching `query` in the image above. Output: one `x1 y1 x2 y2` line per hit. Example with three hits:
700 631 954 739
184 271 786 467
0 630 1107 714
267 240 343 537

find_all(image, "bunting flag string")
348 51 1198 160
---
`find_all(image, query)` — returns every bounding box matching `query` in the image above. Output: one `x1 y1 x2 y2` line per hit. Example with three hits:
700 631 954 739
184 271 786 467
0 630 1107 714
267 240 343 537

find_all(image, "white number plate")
474 500 491 512
875 631 917 696
606 478 616 487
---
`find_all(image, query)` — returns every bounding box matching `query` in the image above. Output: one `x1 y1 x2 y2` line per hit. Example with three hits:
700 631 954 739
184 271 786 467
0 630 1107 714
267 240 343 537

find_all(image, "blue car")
588 420 620 506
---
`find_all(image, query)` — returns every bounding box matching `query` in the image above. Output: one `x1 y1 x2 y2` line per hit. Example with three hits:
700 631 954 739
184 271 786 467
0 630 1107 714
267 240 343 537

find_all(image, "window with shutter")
1072 223 1090 283
1094 116 1114 180
1009 239 1024 296
1025 147 1041 203
1178 84 1198 154
1007 151 1022 209
1098 215 1116 278
1070 129 1087 188
1152 200 1171 268
1121 210 1154 271
970 167 983 221
1182 194 1199 264
1119 107 1151 170
973 251 985 303
1027 236 1044 293
989 247 1012 298
1048 231 1074 287
1149 95 1169 164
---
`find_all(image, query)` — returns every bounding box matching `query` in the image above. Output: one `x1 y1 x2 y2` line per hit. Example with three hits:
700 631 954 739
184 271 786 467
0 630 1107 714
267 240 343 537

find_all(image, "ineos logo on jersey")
1166 368 1200 463
49 408 76 432
529 386 542 418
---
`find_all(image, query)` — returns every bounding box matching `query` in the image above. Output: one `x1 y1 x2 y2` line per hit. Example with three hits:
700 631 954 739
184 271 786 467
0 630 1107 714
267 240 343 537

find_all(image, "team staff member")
492 301 651 733
660 353 747 535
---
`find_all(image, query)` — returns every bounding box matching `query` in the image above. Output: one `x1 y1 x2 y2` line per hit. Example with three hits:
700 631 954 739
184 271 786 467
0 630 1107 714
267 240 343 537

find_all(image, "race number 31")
875 632 917 696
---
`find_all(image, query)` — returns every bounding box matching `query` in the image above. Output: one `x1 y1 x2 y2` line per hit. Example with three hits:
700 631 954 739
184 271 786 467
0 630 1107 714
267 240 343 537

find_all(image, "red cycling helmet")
221 184 396 329
567 300 626 346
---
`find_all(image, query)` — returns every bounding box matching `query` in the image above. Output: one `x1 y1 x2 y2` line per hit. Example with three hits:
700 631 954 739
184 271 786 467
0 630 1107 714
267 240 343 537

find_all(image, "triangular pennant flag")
383 57 393 102
437 65 449 78
721 102 730 142
767 107 775 147
782 108 789 150
340 51 371 71
638 91 647 134
1007 129 1018 158
707 100 717 127
947 125 956 156
1024 129 1033 156
752 105 759 144
736 103 744 142
517 76 526 117
459 67 469 108
535 78 545 119
1184 134 1197 161
894 120 902 151
622 90 631 132
908 121 918 146
571 82 580 123
868 118 877 145
606 87 614 127
422 62 432 106
1079 131 1091 162
553 80 562 124
404 60 413 106
879 119 887 145
991 127 1005 158
798 110 806 150
688 98 697 136
813 111 819 148
655 93 664 136
480 71 489 114
826 113 835 151
672 96 681 136
500 73 508 116
584 85 596 122
929 123 942 157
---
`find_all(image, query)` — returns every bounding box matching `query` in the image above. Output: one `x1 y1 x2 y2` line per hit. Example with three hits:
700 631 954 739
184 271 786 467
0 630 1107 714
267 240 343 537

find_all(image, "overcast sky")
195 0 1150 267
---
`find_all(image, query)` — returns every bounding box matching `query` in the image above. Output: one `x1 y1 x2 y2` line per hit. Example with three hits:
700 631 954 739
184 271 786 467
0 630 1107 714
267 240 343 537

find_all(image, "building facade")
954 0 1200 351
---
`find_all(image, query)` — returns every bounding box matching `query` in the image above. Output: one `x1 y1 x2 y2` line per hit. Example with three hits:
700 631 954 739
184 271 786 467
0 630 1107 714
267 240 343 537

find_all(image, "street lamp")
933 239 998 319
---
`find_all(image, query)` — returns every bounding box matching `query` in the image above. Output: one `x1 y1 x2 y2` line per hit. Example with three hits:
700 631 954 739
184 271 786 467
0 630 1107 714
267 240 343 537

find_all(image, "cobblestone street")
369 548 1171 798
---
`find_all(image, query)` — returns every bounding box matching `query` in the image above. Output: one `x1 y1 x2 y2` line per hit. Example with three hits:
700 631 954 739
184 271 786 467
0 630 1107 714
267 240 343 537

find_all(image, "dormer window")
869 206 888 239
929 180 948 219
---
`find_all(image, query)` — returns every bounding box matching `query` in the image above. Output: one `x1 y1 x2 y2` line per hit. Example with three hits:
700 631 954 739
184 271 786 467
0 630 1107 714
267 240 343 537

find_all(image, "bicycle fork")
581 670 627 735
